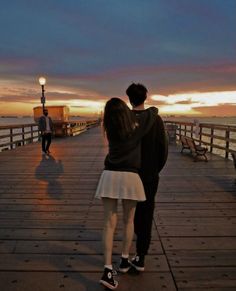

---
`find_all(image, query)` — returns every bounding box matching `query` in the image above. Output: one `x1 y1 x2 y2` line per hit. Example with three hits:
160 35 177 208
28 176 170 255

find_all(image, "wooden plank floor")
0 126 235 291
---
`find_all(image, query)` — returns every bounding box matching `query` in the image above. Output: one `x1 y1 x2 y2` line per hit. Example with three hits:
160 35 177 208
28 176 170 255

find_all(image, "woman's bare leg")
121 199 137 256
102 198 118 266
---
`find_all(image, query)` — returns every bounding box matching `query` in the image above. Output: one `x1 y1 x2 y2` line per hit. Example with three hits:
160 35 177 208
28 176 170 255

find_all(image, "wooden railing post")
10 128 13 149
31 125 33 142
179 124 181 138
176 123 179 141
199 125 202 145
210 127 214 153
22 126 25 145
225 128 230 159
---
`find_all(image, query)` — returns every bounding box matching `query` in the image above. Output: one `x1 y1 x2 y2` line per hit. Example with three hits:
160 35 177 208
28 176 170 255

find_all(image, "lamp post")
39 76 46 111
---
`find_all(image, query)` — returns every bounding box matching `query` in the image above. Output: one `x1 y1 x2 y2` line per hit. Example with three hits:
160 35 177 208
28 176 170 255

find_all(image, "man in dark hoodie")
38 108 54 154
126 83 168 271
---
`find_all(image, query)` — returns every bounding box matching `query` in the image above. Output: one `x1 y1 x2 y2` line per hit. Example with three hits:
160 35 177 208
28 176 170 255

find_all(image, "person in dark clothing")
38 108 54 154
95 98 158 290
126 83 168 271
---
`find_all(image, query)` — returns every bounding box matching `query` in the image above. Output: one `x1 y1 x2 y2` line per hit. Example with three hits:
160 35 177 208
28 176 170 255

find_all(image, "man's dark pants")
42 133 52 152
134 180 159 256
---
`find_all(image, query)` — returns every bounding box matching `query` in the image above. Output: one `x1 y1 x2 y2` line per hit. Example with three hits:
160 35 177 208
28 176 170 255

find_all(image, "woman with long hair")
95 97 158 289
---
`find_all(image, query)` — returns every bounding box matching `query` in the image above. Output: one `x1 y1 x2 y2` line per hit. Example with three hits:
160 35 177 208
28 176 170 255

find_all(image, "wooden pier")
0 126 236 291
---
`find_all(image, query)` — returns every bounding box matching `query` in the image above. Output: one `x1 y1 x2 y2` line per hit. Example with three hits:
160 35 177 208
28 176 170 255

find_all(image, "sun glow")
0 76 236 117
151 91 236 115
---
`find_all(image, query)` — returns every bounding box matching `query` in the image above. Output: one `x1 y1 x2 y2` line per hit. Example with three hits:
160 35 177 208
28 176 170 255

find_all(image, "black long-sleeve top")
104 107 158 173
134 110 168 183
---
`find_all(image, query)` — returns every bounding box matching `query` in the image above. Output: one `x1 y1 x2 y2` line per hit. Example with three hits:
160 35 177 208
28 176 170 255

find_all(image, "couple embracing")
95 83 168 289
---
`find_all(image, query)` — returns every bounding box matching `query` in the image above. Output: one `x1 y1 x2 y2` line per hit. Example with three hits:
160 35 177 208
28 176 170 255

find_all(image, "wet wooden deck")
0 126 236 291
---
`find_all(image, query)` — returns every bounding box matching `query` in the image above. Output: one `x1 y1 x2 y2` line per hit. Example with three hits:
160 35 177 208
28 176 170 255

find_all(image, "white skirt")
95 170 146 201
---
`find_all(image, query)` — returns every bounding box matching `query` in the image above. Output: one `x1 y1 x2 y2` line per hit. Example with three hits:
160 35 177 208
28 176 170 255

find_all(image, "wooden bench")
180 135 208 162
180 135 191 153
186 137 208 162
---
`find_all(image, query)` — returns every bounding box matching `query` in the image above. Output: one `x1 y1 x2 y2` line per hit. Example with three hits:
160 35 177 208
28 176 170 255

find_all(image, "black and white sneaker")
99 268 118 290
118 257 131 273
130 255 145 272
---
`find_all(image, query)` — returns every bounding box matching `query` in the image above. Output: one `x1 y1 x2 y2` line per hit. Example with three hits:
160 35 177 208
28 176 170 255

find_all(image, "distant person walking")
95 97 158 290
38 108 54 154
126 83 168 271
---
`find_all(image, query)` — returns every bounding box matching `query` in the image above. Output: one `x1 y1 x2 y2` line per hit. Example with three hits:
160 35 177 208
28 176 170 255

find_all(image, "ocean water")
0 116 86 126
0 117 34 125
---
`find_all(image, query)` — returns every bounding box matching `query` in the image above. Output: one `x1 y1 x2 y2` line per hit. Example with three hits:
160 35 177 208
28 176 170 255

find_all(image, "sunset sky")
0 0 236 117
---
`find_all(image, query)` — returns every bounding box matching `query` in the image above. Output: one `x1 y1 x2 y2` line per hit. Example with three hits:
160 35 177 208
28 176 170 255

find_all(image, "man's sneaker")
99 268 118 290
118 257 131 273
130 255 145 271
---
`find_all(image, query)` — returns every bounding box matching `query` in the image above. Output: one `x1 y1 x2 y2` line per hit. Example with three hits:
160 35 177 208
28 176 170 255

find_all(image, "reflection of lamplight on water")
39 76 47 111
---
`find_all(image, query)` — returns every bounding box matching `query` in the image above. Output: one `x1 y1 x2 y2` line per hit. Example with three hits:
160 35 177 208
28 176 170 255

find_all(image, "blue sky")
0 0 236 115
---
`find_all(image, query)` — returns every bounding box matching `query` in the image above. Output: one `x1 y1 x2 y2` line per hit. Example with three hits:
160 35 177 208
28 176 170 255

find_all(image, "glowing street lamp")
39 76 46 111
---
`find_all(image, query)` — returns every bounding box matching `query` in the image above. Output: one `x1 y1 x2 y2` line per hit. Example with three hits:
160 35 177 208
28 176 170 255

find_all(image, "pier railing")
2 119 235 158
56 119 100 136
165 121 236 159
0 123 40 151
0 119 100 152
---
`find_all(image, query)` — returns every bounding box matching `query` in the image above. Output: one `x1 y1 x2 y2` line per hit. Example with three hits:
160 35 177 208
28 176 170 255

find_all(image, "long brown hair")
103 98 136 141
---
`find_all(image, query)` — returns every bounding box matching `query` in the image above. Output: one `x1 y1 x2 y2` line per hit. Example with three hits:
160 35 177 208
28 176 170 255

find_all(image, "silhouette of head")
43 109 48 116
103 97 136 141
126 83 148 107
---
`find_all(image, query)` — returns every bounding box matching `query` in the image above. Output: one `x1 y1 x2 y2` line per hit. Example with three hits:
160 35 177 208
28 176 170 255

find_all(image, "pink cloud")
0 91 103 103
0 56 38 68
